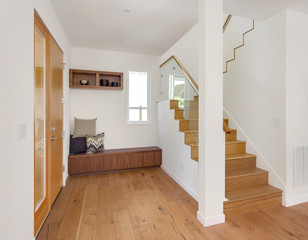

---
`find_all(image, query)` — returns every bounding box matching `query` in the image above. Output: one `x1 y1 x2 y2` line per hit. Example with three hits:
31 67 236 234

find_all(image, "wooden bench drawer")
68 147 162 175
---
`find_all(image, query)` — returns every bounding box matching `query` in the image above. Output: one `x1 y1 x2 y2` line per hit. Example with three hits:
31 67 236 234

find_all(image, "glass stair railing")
160 56 199 152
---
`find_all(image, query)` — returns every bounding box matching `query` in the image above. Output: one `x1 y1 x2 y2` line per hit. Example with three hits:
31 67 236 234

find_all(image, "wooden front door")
49 36 63 206
34 12 64 237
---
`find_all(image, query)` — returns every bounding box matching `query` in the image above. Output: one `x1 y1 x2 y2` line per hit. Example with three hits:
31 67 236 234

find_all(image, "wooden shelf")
69 69 123 90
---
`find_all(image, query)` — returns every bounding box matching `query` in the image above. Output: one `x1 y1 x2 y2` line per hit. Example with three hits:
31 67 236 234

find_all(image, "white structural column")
197 0 225 226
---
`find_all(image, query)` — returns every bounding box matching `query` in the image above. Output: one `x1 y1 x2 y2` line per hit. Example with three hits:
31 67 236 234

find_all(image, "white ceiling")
51 0 198 56
51 0 308 56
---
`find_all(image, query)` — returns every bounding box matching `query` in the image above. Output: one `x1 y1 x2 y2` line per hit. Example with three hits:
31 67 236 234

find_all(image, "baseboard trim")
161 166 198 201
63 173 68 187
197 211 225 227
285 193 308 207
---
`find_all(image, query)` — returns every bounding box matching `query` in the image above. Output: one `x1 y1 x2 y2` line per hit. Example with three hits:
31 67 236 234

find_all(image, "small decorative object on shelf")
70 69 123 90
111 82 119 87
100 79 109 86
80 79 89 85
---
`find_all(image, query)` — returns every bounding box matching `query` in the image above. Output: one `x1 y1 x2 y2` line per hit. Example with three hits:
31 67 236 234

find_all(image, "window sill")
127 121 151 125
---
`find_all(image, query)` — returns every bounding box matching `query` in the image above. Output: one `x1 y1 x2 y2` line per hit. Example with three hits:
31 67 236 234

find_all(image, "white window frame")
127 71 151 124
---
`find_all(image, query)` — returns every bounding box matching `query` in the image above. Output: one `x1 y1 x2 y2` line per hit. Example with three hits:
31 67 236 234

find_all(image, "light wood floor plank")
114 210 135 240
96 186 116 240
55 177 89 240
121 180 155 240
76 184 98 240
37 168 308 240
36 177 76 240
291 202 308 216
230 211 301 240
167 200 215 240
263 206 308 237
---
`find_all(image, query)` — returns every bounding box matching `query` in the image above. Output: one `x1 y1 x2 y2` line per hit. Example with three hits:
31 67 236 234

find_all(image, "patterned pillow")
86 132 105 154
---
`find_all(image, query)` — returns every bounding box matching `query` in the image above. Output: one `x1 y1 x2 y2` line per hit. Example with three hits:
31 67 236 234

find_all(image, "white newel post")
197 0 225 227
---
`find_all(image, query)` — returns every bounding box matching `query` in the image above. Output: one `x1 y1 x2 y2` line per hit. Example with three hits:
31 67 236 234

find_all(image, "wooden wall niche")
69 69 123 90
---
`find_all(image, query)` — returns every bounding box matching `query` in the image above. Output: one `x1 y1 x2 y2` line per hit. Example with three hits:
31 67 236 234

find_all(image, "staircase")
170 95 199 162
161 55 282 218
169 100 282 216
223 118 282 217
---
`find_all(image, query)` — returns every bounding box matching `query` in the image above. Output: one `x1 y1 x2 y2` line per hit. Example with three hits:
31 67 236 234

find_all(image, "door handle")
51 136 60 141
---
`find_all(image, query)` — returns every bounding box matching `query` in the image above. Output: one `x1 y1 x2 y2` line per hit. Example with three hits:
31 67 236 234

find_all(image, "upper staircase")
223 118 282 217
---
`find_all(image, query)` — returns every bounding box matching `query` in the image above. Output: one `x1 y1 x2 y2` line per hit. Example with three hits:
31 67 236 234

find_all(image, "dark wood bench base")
68 146 162 175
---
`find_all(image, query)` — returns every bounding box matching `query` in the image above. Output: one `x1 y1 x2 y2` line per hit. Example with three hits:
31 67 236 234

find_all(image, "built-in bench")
68 146 162 175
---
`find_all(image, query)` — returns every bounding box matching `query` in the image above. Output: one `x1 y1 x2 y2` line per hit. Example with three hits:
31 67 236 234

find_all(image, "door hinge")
62 62 67 70
62 131 65 138
62 98 65 104
63 165 65 172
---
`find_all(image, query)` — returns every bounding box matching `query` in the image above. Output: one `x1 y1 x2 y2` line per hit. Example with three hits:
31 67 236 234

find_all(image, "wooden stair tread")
225 153 256 160
225 140 245 145
226 167 267 179
175 109 199 112
191 156 198 161
226 185 282 202
185 100 198 103
226 129 236 132
225 129 236 134
223 117 282 217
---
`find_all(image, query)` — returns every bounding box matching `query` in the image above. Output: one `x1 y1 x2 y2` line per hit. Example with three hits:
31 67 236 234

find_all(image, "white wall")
157 101 199 199
0 0 70 239
223 15 253 72
160 24 199 83
70 47 160 149
285 9 308 206
223 12 287 196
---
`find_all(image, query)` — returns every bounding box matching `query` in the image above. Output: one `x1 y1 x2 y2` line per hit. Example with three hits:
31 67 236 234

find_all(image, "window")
128 71 150 123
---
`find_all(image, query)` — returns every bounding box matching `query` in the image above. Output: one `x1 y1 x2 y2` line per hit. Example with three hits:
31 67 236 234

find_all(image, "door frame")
34 11 50 237
34 11 65 237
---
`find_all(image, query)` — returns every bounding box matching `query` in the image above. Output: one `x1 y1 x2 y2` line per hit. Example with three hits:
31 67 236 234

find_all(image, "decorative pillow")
86 132 105 154
69 135 86 155
73 117 97 138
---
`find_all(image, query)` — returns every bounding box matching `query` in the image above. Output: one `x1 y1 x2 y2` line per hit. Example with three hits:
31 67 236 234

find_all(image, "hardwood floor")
37 168 308 240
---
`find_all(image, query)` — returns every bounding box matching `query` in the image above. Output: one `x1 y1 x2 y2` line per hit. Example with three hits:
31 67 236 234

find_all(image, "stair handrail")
223 14 232 33
223 17 255 74
160 55 199 94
